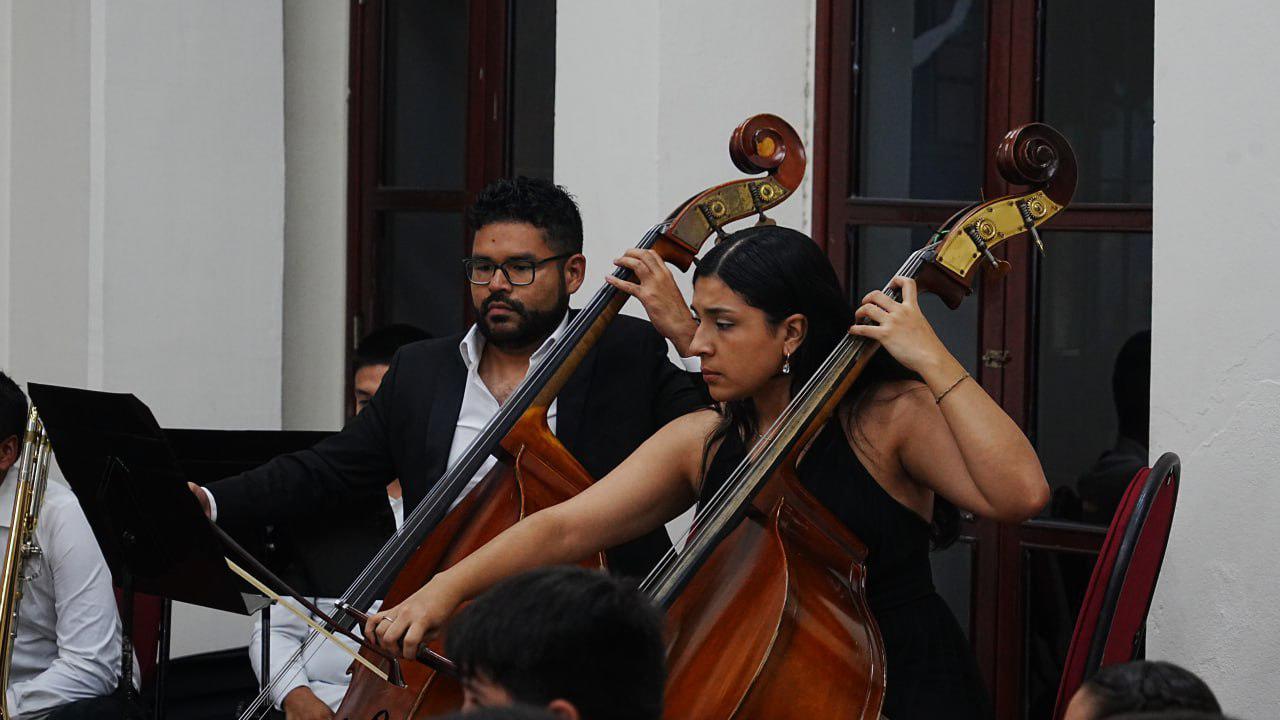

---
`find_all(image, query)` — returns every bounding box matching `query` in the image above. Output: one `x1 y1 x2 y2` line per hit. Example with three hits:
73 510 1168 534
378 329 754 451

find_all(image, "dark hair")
1105 707 1233 712
433 705 558 720
693 225 959 546
1083 661 1222 717
1113 330 1152 446
466 177 584 255
0 372 27 444
353 323 431 373
445 566 665 720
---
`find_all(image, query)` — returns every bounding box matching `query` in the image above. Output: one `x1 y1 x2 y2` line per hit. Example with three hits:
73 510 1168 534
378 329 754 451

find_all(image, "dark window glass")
382 0 470 189
510 0 556 180
857 0 986 200
1035 232 1152 527
850 225 980 374
1041 0 1154 203
1023 546 1099 718
377 212 468 337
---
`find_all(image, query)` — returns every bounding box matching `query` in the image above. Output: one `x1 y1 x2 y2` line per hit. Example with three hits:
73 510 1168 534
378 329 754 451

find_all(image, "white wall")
9 0 92 387
556 0 817 317
4 0 287 657
98 1 286 430
281 0 349 432
1148 2 1280 717
556 0 816 542
0 0 11 369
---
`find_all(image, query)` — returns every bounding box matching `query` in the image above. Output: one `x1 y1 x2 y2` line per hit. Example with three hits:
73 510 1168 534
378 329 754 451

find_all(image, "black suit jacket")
209 313 709 578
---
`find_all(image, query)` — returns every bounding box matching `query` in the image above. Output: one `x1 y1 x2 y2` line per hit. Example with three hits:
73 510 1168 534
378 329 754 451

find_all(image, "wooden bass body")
663 469 885 719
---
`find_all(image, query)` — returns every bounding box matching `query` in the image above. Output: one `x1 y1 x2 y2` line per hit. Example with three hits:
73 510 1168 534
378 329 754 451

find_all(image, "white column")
281 0 349 431
8 0 92 387
557 0 816 314
556 0 816 544
1149 1 1280 716
554 0 663 304
0 0 11 369
98 0 285 431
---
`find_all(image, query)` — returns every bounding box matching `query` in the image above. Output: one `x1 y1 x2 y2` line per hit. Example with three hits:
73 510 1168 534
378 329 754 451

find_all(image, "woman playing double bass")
368 225 1049 718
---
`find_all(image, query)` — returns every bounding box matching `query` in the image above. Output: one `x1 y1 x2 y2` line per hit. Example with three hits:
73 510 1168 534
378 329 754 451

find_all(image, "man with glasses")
191 177 708 589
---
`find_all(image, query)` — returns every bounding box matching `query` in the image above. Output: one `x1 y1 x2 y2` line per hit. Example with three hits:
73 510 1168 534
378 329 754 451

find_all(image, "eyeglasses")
462 254 571 286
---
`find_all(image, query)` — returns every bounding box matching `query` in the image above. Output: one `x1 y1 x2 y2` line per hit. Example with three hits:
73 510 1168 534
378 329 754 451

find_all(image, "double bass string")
652 244 930 591
237 223 670 720
339 222 665 608
642 244 934 603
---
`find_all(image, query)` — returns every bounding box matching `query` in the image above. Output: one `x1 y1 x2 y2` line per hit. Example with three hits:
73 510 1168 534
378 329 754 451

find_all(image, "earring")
782 350 792 375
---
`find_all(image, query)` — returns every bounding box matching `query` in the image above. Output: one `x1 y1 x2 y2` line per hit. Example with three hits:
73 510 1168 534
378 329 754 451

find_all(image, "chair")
1051 452 1181 719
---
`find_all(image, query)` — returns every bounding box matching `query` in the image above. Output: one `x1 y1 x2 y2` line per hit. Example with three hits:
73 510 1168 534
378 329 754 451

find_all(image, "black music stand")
27 383 269 720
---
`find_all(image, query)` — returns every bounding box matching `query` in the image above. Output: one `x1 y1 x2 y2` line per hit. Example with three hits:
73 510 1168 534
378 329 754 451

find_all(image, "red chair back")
1052 452 1180 719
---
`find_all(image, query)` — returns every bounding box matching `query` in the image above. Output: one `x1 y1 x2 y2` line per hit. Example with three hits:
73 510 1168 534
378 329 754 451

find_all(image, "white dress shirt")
0 465 121 717
446 312 570 503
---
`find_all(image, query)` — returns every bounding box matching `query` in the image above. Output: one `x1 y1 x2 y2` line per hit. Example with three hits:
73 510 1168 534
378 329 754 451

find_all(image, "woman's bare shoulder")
654 407 722 450
852 379 933 424
838 379 935 463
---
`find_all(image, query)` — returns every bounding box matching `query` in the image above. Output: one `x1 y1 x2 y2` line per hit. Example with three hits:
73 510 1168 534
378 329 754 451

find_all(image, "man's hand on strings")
282 686 335 720
606 248 697 356
366 580 460 659
187 482 212 520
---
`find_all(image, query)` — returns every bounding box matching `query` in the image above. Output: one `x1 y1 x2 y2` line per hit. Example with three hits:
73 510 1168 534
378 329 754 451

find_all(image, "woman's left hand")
848 276 954 378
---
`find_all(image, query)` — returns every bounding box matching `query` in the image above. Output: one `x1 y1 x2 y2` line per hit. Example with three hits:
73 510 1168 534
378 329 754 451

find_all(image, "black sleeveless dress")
701 422 991 720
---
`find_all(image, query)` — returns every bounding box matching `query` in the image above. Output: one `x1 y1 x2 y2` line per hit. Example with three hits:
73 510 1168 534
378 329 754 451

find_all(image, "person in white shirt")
0 372 136 719
247 326 425 720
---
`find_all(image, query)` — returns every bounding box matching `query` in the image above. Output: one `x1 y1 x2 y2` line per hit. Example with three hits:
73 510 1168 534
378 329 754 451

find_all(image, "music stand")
27 383 268 720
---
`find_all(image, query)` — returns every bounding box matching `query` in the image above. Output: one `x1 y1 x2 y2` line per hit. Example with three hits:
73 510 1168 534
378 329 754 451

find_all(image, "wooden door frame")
345 0 511 413
812 0 1153 714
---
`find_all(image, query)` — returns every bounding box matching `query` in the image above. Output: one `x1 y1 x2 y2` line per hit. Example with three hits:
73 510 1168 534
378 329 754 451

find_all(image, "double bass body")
663 471 885 719
336 417 606 717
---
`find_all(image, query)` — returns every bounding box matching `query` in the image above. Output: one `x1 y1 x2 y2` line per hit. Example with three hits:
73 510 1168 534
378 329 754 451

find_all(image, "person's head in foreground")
438 704 558 720
1105 707 1233 712
444 566 665 720
1064 660 1221 720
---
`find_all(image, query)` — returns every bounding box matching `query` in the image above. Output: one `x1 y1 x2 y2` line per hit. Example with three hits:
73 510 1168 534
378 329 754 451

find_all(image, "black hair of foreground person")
1076 660 1222 718
1108 713 1234 720
444 566 665 720
434 704 558 720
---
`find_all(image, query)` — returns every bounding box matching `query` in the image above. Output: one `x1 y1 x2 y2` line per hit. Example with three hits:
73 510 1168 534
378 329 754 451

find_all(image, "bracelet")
934 372 970 404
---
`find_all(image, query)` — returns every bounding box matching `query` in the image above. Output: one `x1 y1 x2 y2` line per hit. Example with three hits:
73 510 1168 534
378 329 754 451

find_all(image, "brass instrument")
0 408 52 718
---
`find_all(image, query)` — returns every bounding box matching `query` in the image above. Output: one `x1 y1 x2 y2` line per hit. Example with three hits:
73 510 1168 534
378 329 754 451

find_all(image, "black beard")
477 291 570 351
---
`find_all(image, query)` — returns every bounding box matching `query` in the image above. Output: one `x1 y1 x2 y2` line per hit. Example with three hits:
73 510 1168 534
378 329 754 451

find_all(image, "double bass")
236 114 810 720
645 123 1077 718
